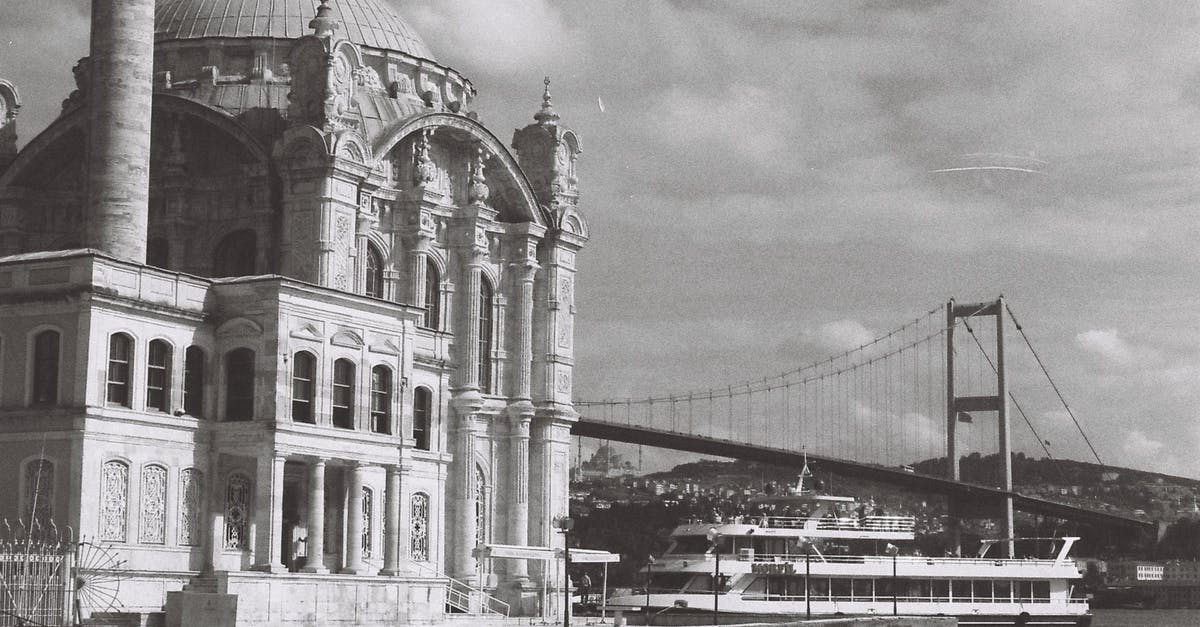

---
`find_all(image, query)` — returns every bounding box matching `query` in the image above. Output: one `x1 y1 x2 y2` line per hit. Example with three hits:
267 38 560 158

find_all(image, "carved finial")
414 129 436 186
534 76 559 125
309 0 340 38
469 145 490 205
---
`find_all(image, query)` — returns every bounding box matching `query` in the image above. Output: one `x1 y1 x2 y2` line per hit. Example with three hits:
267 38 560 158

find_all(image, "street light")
885 543 899 616
800 540 812 620
558 517 575 627
645 554 655 624
707 527 721 625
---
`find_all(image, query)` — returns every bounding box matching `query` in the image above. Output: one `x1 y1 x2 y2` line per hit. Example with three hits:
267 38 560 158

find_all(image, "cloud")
1074 329 1134 366
810 320 876 353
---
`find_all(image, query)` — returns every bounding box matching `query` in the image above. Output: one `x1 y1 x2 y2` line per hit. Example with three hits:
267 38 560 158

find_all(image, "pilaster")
252 454 286 573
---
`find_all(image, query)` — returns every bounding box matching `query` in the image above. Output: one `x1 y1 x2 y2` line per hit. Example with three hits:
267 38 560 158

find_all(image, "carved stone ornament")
413 130 436 186
354 65 383 91
468 145 490 205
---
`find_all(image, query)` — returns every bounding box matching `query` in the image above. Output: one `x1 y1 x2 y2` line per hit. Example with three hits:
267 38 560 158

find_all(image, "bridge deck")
573 418 1152 531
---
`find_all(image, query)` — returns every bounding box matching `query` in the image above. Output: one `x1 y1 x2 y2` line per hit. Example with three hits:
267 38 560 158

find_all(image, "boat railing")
741 553 1063 569
738 593 1079 604
761 515 915 533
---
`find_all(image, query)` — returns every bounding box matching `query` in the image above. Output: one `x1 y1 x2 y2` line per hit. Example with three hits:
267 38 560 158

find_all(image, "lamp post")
885 543 899 616
802 541 812 620
645 555 655 624
707 527 721 625
558 517 575 627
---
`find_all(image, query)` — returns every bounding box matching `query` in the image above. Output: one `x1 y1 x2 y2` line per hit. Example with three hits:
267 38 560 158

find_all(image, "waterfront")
1091 609 1200 626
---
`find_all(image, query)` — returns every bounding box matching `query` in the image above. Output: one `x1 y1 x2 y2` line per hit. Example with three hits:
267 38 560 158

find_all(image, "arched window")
365 244 384 299
183 346 205 416
475 465 488 548
140 464 168 544
412 386 432 451
224 348 255 421
478 278 493 393
332 359 355 429
212 229 257 278
422 259 440 329
178 468 203 546
146 339 172 412
24 459 54 529
361 487 373 559
224 473 251 549
370 365 392 434
100 460 129 542
147 237 169 268
292 351 316 424
410 492 429 561
107 333 133 407
31 330 60 405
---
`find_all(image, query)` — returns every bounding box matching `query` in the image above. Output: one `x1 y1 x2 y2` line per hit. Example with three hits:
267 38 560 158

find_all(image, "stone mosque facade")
0 0 587 624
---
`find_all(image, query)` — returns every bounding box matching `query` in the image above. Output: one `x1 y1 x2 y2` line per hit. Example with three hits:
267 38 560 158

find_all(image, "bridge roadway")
573 417 1153 531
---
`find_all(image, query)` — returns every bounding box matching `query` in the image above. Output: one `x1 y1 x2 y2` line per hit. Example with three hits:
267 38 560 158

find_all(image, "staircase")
405 561 510 617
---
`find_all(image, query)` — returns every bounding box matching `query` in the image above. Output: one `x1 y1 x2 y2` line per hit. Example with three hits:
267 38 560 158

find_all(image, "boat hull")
606 608 1091 626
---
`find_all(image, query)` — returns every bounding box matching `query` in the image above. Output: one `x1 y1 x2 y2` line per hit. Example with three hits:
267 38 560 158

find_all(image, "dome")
155 0 435 60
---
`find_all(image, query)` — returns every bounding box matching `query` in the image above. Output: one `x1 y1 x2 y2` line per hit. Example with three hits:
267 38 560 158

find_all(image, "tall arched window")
478 278 493 393
422 259 440 330
100 460 129 542
224 473 251 549
292 351 316 424
212 229 257 278
178 468 203 546
332 359 355 429
412 386 432 451
474 465 488 548
24 459 54 529
183 346 205 416
107 333 133 407
140 464 168 544
370 365 392 434
146 339 172 412
410 492 429 561
365 244 384 299
31 330 60 405
225 348 255 421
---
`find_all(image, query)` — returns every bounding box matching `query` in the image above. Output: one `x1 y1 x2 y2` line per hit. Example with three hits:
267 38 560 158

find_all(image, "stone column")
203 447 223 573
253 455 286 572
404 221 434 310
506 409 533 579
449 396 483 581
85 0 155 263
302 459 329 573
508 255 539 400
342 463 366 574
459 262 483 390
380 465 402 575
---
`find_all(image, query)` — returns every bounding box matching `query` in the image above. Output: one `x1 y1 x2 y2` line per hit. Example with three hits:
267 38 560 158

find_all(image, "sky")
2 2 1199 478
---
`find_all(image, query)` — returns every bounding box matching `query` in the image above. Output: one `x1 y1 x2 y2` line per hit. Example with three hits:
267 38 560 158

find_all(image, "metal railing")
761 515 916 533
403 560 510 617
0 524 74 627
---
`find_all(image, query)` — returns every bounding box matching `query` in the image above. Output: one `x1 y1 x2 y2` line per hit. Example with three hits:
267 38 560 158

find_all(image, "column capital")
508 259 540 284
450 389 485 414
506 400 535 425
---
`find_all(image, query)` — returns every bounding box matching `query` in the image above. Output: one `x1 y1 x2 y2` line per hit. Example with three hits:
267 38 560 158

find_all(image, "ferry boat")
607 463 1091 626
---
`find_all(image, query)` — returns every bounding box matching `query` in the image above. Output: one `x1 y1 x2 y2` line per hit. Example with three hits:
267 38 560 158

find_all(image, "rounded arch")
371 112 550 226
26 325 64 406
211 228 258 278
364 239 385 299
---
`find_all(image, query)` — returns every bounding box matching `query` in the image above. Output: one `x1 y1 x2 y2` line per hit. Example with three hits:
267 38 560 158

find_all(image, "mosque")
0 0 587 624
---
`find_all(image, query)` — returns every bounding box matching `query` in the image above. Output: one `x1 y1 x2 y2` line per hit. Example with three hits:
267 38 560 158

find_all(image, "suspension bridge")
571 297 1154 553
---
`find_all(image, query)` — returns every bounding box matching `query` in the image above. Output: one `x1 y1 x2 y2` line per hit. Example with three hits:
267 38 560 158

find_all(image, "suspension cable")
1005 304 1103 465
960 317 1054 460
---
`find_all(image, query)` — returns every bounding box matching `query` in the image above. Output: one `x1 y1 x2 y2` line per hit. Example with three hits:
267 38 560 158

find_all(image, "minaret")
84 0 156 263
0 79 19 172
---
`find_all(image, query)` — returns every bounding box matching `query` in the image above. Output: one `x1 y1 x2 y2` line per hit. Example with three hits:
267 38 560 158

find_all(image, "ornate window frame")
100 459 130 542
178 468 203 546
224 472 251 550
410 492 430 561
139 464 168 544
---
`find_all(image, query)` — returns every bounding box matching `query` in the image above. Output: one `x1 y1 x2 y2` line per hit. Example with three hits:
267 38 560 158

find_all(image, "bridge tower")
946 297 1014 557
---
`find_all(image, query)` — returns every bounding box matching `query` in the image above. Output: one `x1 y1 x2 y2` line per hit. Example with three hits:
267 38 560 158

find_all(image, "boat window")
851 579 873 601
766 577 786 598
932 580 950 601
972 580 992 601
743 576 767 596
951 579 971 601
1032 581 1050 601
908 579 932 600
993 580 1012 602
808 578 829 600
830 578 851 600
1016 580 1034 601
672 537 711 554
650 573 692 593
